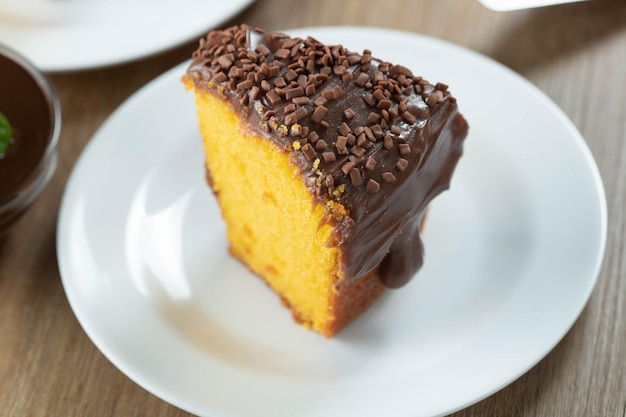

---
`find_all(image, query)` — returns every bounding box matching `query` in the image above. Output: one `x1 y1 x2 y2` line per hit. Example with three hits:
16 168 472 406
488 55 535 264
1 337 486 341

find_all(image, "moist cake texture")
183 25 468 337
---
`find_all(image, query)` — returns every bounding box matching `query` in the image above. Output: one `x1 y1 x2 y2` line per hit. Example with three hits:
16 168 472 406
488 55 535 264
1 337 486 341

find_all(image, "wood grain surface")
1 0 625 416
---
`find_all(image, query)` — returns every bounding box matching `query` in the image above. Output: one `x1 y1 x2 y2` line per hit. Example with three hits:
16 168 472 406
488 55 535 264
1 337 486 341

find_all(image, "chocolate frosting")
186 25 468 288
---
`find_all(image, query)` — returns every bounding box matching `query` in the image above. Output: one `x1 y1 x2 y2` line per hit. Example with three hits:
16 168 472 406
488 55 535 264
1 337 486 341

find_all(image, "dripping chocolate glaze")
186 25 468 288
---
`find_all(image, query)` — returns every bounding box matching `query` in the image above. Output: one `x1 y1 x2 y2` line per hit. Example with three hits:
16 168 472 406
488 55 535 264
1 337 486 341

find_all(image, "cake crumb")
290 123 302 137
332 183 346 198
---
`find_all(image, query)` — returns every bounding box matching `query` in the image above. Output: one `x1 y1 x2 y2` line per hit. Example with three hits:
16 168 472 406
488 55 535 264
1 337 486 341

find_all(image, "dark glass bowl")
0 45 60 234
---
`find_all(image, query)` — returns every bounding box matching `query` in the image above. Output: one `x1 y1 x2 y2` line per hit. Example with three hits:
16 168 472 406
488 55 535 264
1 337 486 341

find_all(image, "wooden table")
2 0 625 415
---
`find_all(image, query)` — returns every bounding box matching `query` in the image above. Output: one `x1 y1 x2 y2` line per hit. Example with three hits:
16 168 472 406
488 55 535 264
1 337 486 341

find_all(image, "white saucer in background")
0 0 255 72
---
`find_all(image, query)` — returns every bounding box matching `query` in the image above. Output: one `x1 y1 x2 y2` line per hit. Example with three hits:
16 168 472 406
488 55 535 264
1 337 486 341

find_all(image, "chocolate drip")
379 218 424 289
186 25 468 288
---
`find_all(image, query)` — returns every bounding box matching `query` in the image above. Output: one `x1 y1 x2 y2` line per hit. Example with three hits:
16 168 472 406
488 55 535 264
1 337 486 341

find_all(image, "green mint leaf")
0 112 13 158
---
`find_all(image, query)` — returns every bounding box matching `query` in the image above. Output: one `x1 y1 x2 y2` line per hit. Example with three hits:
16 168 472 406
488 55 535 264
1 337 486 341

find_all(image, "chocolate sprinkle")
267 90 281 104
344 108 356 120
366 179 380 193
367 112 380 124
284 103 296 114
285 87 305 100
293 96 310 106
302 143 316 160
383 135 393 149
322 89 338 101
336 135 348 153
382 172 396 183
355 72 369 87
294 107 308 122
402 111 417 124
311 106 328 123
322 151 336 162
338 122 351 136
274 48 290 59
349 168 362 186
341 161 355 174
285 112 297 125
395 158 409 171
313 96 327 106
315 139 328 150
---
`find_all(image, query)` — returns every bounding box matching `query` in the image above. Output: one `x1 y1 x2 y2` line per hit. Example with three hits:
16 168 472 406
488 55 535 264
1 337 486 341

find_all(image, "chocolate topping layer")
186 25 468 288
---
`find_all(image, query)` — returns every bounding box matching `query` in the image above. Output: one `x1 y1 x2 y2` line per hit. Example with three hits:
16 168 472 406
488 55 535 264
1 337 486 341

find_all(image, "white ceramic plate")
0 0 254 72
57 27 607 417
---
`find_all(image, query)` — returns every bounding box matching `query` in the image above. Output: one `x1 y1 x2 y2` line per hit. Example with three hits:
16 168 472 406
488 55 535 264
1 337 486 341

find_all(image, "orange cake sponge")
183 25 468 337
